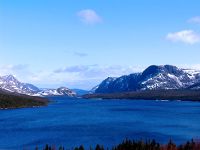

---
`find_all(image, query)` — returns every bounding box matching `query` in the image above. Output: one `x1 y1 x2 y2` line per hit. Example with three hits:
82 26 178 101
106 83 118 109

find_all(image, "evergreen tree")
79 145 84 150
58 146 64 150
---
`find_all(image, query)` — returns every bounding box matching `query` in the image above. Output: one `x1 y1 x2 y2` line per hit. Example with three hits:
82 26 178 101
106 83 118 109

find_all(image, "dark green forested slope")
0 91 48 109
83 90 200 101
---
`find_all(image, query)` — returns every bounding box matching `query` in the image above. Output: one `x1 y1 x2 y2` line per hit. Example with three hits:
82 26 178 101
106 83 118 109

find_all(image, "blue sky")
0 0 200 89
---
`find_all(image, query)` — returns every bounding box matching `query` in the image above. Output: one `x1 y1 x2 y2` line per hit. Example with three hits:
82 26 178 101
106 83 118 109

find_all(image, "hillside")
0 90 48 109
84 90 200 101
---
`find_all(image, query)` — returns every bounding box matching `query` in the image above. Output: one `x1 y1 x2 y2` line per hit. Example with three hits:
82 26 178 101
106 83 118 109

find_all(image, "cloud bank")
0 64 144 89
2 64 200 89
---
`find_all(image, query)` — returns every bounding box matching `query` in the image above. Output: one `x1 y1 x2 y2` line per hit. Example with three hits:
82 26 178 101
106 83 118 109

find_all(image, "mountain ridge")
0 75 76 97
94 65 200 93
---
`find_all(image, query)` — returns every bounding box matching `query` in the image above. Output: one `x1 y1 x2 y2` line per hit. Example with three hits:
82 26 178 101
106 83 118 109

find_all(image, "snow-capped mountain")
0 75 76 97
0 75 41 95
94 65 200 93
35 87 76 97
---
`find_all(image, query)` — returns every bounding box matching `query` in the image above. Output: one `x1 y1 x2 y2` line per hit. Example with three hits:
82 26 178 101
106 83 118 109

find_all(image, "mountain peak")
141 65 181 79
2 74 17 81
141 65 163 79
163 65 180 74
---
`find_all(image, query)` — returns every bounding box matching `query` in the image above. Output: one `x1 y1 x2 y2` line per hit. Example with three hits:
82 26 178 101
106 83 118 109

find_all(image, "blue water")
0 97 200 149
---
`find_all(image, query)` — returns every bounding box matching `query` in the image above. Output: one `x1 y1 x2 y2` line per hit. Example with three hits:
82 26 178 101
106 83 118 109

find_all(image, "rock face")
0 75 76 97
95 65 200 93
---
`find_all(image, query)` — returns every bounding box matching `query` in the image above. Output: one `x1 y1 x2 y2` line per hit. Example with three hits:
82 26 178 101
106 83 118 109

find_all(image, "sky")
0 0 200 90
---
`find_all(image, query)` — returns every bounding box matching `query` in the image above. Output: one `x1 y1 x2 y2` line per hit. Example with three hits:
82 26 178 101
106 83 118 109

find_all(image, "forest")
36 139 200 150
0 90 48 109
83 90 200 102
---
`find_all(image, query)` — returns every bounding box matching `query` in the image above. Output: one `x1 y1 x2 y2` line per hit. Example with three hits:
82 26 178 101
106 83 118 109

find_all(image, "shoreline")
85 97 200 102
0 104 48 110
83 90 200 102
0 92 49 110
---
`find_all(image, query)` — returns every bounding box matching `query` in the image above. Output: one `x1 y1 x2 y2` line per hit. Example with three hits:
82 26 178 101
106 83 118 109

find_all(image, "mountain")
0 75 41 95
0 75 76 97
72 89 90 96
94 65 200 93
35 87 76 97
89 85 100 93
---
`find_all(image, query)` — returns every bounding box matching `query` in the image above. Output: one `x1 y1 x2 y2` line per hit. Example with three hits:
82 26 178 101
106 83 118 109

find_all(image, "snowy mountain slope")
94 65 200 93
0 75 76 97
34 87 76 97
0 75 40 95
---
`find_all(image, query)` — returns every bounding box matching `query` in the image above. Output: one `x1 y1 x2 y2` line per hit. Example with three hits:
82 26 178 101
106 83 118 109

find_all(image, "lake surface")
0 97 200 149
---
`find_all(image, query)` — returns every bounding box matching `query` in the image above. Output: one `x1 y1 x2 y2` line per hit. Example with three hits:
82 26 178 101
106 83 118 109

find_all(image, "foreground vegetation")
83 90 200 102
0 91 48 109
36 139 200 150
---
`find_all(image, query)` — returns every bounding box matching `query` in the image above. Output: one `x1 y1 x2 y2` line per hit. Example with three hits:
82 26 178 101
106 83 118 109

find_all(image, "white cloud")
77 9 102 25
53 65 144 89
188 16 200 24
166 30 200 44
54 65 144 78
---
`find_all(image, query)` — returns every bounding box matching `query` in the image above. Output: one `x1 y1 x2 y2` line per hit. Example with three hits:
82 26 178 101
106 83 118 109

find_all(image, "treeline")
36 139 200 150
83 90 200 102
0 91 48 109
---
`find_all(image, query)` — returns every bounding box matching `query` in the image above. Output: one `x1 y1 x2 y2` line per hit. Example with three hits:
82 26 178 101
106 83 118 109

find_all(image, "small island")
0 91 48 109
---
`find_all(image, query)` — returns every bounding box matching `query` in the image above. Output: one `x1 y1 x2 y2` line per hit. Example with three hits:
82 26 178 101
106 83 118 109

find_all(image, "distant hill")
94 65 200 93
83 90 200 102
0 90 48 109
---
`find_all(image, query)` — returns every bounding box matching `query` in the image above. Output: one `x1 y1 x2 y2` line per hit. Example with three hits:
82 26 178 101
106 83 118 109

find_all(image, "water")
0 97 200 149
